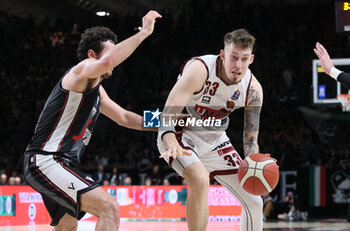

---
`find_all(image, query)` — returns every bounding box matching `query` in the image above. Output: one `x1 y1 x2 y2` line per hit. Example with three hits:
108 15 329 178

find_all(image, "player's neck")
219 59 231 85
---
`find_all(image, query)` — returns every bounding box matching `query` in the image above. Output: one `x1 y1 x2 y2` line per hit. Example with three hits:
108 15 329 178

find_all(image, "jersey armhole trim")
245 73 253 106
192 58 209 95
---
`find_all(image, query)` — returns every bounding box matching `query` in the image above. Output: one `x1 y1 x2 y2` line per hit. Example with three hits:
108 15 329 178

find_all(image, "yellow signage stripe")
317 67 325 73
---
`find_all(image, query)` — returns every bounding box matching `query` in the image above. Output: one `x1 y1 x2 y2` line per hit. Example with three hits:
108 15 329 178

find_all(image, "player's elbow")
115 116 128 127
115 112 130 128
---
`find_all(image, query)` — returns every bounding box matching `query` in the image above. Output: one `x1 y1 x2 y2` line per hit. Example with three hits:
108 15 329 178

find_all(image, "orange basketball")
238 153 279 195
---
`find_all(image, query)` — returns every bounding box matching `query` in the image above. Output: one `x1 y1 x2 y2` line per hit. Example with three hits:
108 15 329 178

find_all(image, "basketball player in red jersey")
23 11 161 231
158 29 265 230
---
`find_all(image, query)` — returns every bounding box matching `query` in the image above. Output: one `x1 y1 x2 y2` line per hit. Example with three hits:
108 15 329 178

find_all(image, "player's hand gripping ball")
238 153 279 195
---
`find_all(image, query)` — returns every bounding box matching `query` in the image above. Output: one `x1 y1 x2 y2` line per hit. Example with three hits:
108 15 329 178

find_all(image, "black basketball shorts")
23 153 99 226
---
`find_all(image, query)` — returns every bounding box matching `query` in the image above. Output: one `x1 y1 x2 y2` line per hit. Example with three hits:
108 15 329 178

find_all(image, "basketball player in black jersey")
314 42 350 89
23 10 161 231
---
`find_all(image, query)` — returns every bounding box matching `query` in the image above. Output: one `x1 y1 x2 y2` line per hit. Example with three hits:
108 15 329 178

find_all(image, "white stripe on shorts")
36 154 90 202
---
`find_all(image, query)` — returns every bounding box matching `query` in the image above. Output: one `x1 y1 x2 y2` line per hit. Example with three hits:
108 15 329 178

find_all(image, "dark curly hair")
77 26 118 61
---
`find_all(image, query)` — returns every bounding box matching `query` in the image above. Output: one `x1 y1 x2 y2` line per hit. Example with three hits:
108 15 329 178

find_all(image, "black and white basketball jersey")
26 74 101 164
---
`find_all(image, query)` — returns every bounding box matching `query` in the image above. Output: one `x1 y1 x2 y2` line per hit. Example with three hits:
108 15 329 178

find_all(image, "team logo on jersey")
226 101 235 109
231 90 240 100
194 104 231 119
68 182 75 190
217 146 235 156
212 141 231 151
201 96 211 104
82 128 92 146
143 109 161 128
73 119 92 144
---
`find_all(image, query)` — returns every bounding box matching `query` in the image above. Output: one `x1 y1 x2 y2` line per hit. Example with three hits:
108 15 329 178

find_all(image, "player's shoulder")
195 54 218 65
249 73 262 92
190 54 218 76
181 54 214 74
65 59 95 83
70 59 90 75
246 73 263 106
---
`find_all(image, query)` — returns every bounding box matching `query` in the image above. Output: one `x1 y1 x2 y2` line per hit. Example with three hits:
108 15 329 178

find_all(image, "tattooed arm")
243 76 263 156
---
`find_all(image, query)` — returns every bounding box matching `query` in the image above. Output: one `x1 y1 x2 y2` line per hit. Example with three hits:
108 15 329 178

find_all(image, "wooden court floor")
1 220 350 231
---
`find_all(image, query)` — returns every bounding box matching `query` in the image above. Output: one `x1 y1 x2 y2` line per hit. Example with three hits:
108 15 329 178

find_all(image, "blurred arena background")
0 0 350 230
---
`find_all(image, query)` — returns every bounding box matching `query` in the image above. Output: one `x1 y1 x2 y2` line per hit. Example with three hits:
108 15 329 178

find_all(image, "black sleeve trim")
338 72 350 89
161 130 176 141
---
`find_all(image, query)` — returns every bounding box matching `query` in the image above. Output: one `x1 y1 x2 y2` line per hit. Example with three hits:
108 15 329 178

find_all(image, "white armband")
330 67 342 80
159 125 176 141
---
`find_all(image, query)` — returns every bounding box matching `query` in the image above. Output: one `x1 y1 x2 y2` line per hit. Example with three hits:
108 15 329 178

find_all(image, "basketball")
238 153 279 195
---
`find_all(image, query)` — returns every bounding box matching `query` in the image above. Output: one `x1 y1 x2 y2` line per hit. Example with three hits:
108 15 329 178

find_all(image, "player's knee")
100 197 120 222
249 195 263 210
187 174 209 193
54 218 77 231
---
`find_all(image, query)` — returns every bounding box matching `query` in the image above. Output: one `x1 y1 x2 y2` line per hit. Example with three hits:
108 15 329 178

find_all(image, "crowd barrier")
0 185 242 226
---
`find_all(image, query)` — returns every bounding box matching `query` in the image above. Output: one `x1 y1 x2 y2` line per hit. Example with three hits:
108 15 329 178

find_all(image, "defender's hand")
141 10 162 36
159 144 192 159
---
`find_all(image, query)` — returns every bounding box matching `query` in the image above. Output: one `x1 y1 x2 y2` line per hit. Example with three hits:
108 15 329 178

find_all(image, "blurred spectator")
0 173 7 185
163 178 170 186
109 167 119 186
92 164 108 185
150 164 162 185
8 176 21 185
144 176 152 186
263 193 275 221
14 176 22 185
123 176 132 185
278 191 301 221
103 180 110 186
8 177 15 185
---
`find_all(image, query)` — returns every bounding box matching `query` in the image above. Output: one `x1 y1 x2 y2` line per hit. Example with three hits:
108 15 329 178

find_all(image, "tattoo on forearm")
244 106 261 132
244 136 259 156
244 87 262 156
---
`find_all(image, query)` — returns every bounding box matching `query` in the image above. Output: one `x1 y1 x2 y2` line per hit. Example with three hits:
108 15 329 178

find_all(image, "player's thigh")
80 186 119 217
157 132 201 177
201 140 243 175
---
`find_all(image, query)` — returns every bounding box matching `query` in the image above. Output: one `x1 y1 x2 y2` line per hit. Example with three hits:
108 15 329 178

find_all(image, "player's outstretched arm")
314 42 350 89
160 60 207 159
100 86 156 131
74 10 162 79
243 76 263 156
